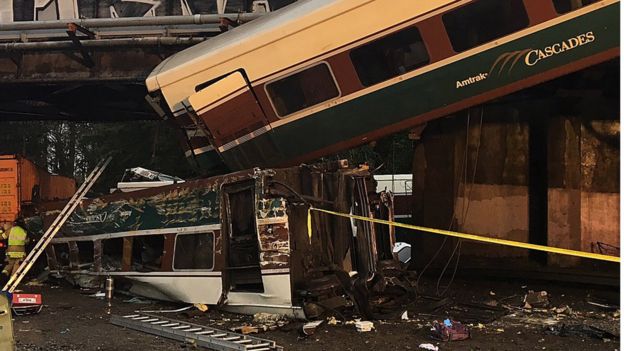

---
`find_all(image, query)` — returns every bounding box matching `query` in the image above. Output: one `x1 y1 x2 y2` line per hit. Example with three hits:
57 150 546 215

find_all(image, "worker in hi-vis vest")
2 219 29 277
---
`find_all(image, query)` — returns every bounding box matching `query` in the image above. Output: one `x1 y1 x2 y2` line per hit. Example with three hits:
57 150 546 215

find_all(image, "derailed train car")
146 0 620 175
33 162 411 319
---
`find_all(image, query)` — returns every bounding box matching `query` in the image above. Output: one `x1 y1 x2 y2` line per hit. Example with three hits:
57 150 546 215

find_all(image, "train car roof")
146 0 457 112
146 0 341 93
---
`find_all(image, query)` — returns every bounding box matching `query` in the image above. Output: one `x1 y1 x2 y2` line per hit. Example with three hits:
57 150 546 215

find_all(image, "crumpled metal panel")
258 221 290 269
36 173 252 238
63 186 220 235
257 197 286 219
257 196 289 269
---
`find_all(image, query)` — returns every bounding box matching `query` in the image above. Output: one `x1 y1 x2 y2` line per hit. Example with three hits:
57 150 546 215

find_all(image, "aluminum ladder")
2 156 112 293
111 313 283 351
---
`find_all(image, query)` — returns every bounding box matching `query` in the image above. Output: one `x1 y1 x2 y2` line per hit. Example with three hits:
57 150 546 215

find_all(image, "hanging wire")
414 110 471 294
435 106 484 296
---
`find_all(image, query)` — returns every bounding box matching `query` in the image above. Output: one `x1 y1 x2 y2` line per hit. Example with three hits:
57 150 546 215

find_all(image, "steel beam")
0 37 206 51
0 14 263 31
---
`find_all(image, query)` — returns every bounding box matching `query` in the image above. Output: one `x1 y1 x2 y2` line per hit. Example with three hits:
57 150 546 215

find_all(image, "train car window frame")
349 26 431 87
552 0 600 14
264 62 341 119
442 0 530 53
172 232 215 271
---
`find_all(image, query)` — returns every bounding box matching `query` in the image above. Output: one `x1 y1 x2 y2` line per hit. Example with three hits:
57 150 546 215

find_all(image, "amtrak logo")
456 73 488 89
456 31 597 89
489 31 596 75
524 31 595 66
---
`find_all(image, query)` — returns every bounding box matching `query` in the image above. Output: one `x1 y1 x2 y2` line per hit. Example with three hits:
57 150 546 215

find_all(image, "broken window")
266 63 340 117
350 27 430 87
102 238 124 271
173 233 214 270
552 0 599 13
443 0 529 53
52 243 71 268
133 235 165 272
77 241 94 265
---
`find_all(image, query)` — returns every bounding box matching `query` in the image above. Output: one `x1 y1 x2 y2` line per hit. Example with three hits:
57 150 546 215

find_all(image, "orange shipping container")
0 156 19 223
0 155 76 224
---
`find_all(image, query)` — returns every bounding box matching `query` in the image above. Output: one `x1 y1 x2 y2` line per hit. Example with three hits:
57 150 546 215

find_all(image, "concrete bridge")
0 0 293 121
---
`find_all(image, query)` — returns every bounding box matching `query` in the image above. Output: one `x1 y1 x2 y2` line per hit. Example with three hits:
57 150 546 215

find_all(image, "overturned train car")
33 162 411 319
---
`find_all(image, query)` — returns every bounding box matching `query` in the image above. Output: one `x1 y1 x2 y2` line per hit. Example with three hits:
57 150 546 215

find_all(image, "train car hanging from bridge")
146 0 619 174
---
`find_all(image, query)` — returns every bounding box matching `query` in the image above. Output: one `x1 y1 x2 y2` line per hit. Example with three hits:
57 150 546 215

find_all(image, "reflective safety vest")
7 226 27 259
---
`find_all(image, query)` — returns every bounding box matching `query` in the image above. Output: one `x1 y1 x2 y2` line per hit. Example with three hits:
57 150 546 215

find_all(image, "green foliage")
0 120 197 194
324 132 415 174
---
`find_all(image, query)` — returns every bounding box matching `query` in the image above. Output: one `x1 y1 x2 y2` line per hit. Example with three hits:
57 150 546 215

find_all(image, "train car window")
173 233 214 270
443 0 529 53
350 27 430 87
552 0 599 14
266 63 340 117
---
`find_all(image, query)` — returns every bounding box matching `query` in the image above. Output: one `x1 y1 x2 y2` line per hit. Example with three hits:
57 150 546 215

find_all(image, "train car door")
186 70 281 169
221 181 264 295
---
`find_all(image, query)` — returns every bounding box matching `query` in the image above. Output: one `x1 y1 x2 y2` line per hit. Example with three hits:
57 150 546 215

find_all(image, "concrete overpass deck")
0 14 263 121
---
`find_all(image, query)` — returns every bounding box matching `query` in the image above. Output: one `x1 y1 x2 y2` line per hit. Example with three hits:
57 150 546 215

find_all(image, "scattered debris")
472 323 485 330
89 292 105 299
194 303 208 312
302 320 324 336
230 325 259 335
483 299 499 307
448 301 507 323
327 316 338 325
430 319 470 341
401 311 409 320
253 313 283 324
355 320 374 332
418 343 439 351
25 280 44 287
546 324 617 340
524 290 549 309
246 312 290 332
123 297 152 304
586 295 619 311
553 305 572 315
501 313 560 327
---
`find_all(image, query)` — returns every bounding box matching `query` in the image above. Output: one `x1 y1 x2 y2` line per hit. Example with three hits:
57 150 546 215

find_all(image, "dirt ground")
13 276 620 351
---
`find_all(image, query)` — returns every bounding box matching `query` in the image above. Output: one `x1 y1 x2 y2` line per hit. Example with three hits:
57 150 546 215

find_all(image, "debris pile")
523 290 549 309
230 312 290 335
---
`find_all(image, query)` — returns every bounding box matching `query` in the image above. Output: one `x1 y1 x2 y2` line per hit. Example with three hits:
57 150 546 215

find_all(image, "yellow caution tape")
307 208 313 244
307 207 620 263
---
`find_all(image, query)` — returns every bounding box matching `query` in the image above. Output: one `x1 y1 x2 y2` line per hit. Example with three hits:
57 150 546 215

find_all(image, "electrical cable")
435 106 483 296
413 110 471 294
434 108 472 295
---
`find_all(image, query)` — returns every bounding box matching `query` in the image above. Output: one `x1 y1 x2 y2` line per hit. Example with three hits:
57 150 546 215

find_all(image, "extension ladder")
111 313 283 351
2 156 112 293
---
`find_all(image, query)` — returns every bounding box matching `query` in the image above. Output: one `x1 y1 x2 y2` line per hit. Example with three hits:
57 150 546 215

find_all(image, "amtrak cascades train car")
146 0 619 174
35 162 410 319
